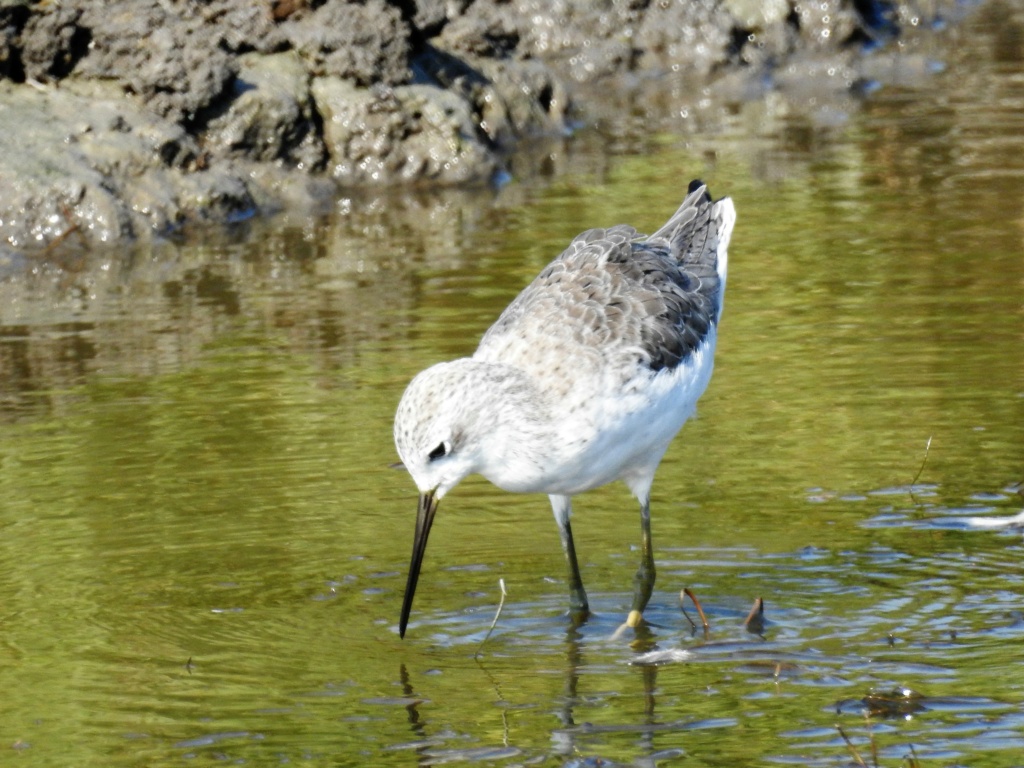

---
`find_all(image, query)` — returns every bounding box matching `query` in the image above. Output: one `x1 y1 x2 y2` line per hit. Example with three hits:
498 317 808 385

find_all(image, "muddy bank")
0 0 969 250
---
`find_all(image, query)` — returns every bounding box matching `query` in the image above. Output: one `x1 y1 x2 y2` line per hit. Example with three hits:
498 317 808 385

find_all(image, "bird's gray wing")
475 188 728 387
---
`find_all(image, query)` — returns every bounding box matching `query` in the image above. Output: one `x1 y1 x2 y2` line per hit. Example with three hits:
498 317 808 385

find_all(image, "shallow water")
2 5 1024 767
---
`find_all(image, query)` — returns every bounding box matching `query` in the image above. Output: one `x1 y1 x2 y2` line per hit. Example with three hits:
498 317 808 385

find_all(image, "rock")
201 0 287 54
0 0 978 250
240 163 337 216
438 6 523 58
75 0 236 121
635 0 738 76
0 3 29 81
204 51 326 171
473 57 571 142
509 0 642 61
409 0 468 39
284 0 412 86
175 170 256 226
0 83 131 247
418 46 571 147
19 4 87 82
791 0 861 48
0 81 257 246
724 0 792 28
437 0 647 83
311 77 500 186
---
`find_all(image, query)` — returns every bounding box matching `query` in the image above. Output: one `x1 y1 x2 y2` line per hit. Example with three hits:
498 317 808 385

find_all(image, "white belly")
483 332 717 496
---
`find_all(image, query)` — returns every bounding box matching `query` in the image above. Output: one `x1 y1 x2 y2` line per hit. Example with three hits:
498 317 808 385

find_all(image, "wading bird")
394 181 736 638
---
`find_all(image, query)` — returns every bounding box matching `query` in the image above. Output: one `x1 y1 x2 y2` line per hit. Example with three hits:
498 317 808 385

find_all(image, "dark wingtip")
688 178 712 201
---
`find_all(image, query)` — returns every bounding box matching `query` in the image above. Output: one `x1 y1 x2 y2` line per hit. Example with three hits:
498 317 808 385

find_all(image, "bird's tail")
647 179 737 313
648 179 735 292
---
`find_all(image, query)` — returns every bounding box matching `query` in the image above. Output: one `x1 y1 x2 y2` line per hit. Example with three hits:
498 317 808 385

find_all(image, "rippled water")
2 4 1023 767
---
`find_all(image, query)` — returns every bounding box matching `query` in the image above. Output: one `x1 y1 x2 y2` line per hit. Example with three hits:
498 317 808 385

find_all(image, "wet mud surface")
0 0 975 250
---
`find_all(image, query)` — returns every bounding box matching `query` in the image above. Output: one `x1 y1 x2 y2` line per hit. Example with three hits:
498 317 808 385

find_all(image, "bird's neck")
463 362 559 493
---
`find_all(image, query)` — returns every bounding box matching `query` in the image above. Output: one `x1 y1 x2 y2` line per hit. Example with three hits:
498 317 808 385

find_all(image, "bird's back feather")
476 182 735 382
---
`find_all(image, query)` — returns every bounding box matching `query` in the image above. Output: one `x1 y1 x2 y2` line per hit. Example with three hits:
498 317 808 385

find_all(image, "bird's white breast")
479 328 717 496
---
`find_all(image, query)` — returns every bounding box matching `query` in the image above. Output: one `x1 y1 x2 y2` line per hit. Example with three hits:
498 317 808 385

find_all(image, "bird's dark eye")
428 442 449 462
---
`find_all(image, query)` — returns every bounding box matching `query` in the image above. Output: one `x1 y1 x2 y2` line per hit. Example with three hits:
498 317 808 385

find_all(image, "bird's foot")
567 604 591 630
609 609 649 640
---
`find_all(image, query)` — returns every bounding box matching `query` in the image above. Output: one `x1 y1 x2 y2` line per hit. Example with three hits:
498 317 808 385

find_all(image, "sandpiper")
394 181 736 637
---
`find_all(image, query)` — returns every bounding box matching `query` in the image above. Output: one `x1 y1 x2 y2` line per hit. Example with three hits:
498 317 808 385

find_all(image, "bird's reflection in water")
554 620 666 762
395 614 680 766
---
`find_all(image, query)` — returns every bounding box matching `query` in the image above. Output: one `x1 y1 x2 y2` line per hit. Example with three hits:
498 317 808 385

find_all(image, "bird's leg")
560 518 590 614
551 494 589 615
627 498 655 627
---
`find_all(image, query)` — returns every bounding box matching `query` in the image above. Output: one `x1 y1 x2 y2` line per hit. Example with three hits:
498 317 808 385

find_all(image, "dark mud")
0 0 970 249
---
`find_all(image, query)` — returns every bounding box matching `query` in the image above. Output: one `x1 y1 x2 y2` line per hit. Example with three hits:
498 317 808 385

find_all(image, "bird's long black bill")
399 489 439 639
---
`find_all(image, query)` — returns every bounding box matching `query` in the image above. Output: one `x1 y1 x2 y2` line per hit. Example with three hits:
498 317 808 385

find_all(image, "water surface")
1 5 1023 766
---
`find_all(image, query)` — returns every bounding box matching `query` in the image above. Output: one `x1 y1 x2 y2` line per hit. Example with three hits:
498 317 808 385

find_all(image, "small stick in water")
835 724 869 768
476 578 507 657
680 588 710 633
744 597 765 633
911 436 932 487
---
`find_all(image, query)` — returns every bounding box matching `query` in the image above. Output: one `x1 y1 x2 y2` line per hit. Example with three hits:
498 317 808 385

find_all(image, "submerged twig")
911 436 932 487
867 712 879 768
836 724 869 768
471 656 510 746
744 597 765 633
680 588 710 634
837 720 924 768
475 578 507 657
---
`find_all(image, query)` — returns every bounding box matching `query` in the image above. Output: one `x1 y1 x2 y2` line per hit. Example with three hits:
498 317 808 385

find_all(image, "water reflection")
386 520 1023 764
394 622 685 766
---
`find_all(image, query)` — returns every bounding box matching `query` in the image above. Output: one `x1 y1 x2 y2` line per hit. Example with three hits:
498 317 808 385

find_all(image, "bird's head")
393 359 492 638
393 358 546 637
393 359 487 500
